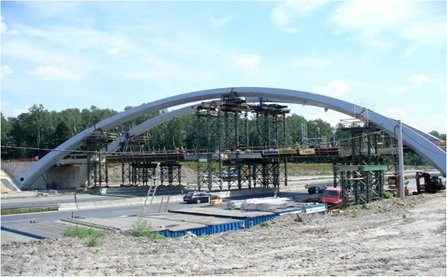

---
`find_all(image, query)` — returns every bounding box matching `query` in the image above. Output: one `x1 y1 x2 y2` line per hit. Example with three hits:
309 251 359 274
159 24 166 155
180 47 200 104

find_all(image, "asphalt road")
1 193 132 209
1 178 323 210
1 199 209 244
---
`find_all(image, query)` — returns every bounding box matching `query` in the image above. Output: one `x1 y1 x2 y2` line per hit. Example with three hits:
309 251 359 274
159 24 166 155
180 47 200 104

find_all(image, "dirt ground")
2 192 446 276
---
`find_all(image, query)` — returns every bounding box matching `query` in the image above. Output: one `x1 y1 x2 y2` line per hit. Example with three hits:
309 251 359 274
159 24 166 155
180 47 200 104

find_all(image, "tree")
1 113 14 158
429 130 446 140
49 121 71 148
286 114 306 145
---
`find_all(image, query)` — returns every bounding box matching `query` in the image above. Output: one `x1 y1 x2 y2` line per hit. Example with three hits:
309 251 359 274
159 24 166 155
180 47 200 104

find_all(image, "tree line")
1 104 445 166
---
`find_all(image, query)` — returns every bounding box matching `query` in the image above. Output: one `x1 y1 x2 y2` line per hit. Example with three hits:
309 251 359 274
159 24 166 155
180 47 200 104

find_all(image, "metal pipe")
397 120 405 198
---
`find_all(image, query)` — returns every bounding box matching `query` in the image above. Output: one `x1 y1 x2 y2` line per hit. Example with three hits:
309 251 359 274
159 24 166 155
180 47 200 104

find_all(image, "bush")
259 222 269 227
130 218 164 241
350 209 359 218
383 191 394 199
64 226 105 247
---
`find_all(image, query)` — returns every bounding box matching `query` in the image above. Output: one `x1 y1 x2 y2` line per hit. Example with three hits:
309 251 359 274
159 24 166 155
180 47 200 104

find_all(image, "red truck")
319 187 343 208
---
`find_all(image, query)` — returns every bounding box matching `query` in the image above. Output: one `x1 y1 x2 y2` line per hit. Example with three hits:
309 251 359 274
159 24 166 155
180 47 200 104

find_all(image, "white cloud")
404 47 417 57
402 19 446 46
12 105 32 117
210 16 232 29
292 57 331 67
382 108 408 119
313 80 352 97
28 65 82 81
1 65 13 77
1 15 7 34
25 1 80 19
232 54 261 69
3 41 89 69
411 113 447 133
331 0 445 48
107 47 121 55
1 15 20 35
308 110 346 127
272 0 330 32
387 86 409 94
1 102 32 118
407 74 430 87
387 73 430 93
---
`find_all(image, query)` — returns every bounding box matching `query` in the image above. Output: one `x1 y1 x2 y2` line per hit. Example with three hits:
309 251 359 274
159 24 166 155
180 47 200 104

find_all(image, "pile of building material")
227 197 296 212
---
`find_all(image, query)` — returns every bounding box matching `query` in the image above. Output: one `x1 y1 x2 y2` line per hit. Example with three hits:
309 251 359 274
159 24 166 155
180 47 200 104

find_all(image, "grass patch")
181 161 199 170
259 221 269 227
350 209 359 218
383 191 394 199
1 206 58 215
64 226 106 247
130 218 164 241
287 162 333 171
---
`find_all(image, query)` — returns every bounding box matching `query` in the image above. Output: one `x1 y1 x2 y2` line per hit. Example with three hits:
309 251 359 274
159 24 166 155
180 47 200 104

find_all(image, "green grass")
287 162 333 171
383 191 395 199
181 161 199 170
1 206 58 215
64 226 106 247
350 209 359 218
259 221 269 227
130 218 165 241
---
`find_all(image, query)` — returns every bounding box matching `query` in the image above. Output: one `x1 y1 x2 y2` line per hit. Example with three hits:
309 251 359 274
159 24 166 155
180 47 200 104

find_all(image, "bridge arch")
18 87 446 189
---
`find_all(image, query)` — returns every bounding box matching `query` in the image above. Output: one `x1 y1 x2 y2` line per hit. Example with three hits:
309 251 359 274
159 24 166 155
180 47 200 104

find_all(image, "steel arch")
18 87 446 189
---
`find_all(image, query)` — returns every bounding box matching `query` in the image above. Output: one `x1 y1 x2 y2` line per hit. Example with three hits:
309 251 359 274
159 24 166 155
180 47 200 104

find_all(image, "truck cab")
319 187 342 207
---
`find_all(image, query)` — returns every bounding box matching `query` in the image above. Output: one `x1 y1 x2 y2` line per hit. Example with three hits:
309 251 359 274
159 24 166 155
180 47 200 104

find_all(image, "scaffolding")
333 164 387 208
122 162 157 186
333 117 389 207
85 129 109 188
160 161 181 186
194 94 290 191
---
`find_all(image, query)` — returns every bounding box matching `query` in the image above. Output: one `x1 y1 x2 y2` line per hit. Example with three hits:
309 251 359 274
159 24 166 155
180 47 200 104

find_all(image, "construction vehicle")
210 195 223 206
387 175 409 196
414 172 445 194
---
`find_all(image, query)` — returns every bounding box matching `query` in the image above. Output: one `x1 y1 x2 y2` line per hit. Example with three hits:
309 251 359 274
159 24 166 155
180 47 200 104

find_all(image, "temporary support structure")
334 164 387 208
194 95 289 191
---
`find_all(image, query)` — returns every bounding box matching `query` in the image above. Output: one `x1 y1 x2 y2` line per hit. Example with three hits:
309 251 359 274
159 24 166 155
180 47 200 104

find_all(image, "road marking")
0 219 32 223
1 210 60 217
111 209 140 214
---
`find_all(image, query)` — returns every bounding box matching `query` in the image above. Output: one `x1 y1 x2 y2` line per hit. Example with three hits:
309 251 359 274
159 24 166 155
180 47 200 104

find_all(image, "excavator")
414 172 445 194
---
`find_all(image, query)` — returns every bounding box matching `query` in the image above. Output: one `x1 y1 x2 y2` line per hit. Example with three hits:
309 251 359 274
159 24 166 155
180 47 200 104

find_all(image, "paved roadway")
1 193 133 209
1 200 209 244
1 179 325 210
3 175 439 244
1 185 310 244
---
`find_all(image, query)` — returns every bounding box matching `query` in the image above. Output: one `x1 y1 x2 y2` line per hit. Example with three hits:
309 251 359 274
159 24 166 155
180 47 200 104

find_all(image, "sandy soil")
2 192 446 276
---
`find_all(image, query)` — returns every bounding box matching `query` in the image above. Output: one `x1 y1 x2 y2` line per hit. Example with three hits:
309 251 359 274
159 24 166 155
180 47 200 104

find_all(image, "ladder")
140 179 160 216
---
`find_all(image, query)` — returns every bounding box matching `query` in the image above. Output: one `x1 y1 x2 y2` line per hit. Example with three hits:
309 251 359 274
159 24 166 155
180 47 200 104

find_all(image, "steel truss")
194 95 290 191
334 123 387 207
122 162 157 186
160 161 181 186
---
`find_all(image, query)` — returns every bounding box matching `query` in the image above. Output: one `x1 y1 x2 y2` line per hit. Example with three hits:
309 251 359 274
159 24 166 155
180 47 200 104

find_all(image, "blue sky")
1 0 446 133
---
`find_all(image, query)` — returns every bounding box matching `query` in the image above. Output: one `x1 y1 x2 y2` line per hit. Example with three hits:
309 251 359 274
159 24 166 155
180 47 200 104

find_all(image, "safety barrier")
160 220 245 238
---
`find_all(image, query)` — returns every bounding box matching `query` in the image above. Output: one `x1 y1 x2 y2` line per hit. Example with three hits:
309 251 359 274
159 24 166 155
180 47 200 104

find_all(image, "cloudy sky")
1 0 446 133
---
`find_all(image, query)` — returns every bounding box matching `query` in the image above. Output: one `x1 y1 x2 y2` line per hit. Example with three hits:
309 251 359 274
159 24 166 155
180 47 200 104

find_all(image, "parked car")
308 185 326 194
201 175 220 183
220 170 237 181
183 191 212 204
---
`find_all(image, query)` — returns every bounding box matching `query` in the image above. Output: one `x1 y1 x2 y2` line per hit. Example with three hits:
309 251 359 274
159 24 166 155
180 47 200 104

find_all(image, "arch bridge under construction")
15 88 446 205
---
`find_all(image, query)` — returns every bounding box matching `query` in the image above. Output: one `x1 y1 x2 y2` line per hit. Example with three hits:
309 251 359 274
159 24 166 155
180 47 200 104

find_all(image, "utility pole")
397 120 405 198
